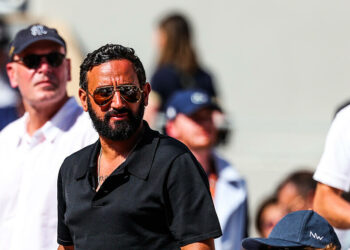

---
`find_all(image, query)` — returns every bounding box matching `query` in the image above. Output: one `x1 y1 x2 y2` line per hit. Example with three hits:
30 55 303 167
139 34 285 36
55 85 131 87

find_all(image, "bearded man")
57 44 222 250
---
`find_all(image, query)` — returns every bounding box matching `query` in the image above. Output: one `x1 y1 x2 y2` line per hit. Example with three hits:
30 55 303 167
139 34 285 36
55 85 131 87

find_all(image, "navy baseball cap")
165 89 220 120
242 210 341 250
8 24 66 60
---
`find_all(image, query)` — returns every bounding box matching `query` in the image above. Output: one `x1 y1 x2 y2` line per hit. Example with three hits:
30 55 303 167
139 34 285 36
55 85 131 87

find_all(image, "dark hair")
80 44 146 91
276 170 316 199
255 196 278 236
157 13 198 73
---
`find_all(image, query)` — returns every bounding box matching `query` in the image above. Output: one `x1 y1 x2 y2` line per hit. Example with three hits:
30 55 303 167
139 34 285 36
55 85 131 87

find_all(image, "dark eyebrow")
95 85 114 89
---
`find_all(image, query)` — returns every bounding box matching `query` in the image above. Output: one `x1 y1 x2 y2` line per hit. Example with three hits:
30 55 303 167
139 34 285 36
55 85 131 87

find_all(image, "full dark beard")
87 97 144 141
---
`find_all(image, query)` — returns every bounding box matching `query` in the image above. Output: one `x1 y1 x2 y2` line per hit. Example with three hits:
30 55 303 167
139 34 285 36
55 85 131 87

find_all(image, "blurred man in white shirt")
0 24 97 250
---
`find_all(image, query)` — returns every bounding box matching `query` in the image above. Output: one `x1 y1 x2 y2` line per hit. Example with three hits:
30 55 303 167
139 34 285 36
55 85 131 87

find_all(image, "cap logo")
310 231 324 241
190 92 208 105
166 107 177 120
31 25 48 36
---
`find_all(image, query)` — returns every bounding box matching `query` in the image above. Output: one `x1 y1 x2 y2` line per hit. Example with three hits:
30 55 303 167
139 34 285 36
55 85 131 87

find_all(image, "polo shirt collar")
14 114 28 147
126 122 159 180
75 140 99 180
17 97 80 145
75 121 159 181
40 97 81 142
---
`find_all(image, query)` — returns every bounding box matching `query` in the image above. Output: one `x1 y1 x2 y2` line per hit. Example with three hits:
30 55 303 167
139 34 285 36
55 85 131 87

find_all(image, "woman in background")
145 13 218 128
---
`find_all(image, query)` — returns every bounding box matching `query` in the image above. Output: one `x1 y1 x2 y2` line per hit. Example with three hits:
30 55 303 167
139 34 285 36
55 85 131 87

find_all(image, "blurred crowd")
0 8 350 250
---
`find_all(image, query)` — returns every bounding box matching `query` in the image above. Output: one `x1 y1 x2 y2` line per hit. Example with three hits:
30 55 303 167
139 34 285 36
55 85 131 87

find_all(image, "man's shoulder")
334 104 350 123
141 127 195 167
68 141 96 157
155 132 191 156
60 141 97 173
54 98 90 129
58 105 97 142
326 104 350 138
0 115 25 139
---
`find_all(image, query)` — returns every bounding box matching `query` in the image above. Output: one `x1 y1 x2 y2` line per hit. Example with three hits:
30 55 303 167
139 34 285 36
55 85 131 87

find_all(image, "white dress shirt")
0 97 98 250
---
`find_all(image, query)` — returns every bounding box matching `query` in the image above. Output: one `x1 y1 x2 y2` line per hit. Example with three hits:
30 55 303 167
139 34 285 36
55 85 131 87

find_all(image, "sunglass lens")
93 87 114 105
22 54 41 69
119 86 141 103
20 53 65 69
47 53 65 67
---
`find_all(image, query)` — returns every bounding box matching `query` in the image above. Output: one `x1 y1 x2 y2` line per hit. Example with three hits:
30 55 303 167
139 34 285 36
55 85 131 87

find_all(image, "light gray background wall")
18 0 350 235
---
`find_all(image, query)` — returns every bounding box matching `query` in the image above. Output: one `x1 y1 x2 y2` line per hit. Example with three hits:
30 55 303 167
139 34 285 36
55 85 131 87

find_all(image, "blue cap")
165 89 220 120
8 24 66 60
242 210 341 250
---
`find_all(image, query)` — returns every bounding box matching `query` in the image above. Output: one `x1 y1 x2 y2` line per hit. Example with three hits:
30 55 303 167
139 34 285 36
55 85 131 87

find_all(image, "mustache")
105 108 132 119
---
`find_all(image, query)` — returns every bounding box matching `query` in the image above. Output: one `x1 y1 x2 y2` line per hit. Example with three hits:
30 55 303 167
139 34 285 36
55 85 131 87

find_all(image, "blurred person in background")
0 24 97 250
0 18 22 130
313 104 350 249
242 210 341 250
165 89 248 250
276 170 316 212
255 196 288 238
144 13 218 129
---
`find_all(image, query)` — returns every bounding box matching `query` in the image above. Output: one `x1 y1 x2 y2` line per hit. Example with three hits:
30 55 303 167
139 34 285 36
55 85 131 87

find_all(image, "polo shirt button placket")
92 194 107 207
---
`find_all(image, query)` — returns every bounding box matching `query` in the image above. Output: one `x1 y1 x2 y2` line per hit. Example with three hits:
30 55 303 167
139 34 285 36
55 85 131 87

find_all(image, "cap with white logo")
8 23 66 60
165 89 220 120
242 210 341 250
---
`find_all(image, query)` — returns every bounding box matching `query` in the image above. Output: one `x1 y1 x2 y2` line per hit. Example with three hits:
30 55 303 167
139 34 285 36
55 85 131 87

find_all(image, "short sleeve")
314 107 350 191
57 165 74 246
166 152 222 246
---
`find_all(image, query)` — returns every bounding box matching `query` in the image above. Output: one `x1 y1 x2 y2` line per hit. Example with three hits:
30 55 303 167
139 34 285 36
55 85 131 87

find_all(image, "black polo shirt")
57 123 222 250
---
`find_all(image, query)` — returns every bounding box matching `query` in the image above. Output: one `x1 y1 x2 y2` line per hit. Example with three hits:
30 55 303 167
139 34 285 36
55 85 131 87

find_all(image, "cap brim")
184 103 221 116
242 237 303 250
14 37 65 55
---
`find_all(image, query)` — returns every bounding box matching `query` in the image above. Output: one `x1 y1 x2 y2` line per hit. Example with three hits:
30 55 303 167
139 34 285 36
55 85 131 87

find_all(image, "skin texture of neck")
25 94 69 136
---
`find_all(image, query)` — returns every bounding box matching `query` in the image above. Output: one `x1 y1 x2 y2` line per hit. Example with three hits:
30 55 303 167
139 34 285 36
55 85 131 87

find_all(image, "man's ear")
143 82 151 106
6 63 18 88
79 88 88 112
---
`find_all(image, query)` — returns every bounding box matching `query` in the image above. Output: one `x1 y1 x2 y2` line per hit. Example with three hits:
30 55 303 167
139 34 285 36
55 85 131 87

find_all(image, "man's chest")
65 173 168 229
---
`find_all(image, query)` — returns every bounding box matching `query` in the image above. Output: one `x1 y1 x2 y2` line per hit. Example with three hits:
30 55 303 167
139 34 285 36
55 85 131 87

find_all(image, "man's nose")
37 57 52 72
110 90 126 109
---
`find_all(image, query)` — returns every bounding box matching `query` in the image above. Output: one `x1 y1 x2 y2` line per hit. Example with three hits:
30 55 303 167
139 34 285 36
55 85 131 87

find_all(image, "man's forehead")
88 59 138 81
92 59 134 72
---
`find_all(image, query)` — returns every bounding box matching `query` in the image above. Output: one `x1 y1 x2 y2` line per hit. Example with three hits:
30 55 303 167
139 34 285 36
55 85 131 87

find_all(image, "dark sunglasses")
13 52 65 69
88 84 144 106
